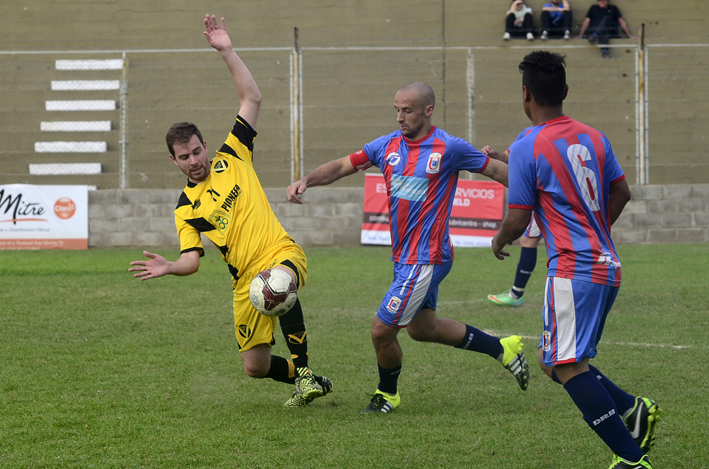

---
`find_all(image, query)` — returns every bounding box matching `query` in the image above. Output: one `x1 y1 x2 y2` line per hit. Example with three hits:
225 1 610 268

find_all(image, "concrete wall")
88 184 709 249
2 0 709 189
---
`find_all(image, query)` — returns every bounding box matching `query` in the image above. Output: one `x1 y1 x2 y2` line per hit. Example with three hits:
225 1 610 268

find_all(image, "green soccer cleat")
607 454 653 469
623 397 663 453
488 291 524 307
284 374 333 408
361 390 400 414
500 335 530 390
283 367 323 408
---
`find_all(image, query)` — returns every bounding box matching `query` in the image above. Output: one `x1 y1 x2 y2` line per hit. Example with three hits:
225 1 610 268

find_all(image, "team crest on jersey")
238 324 251 339
426 153 442 174
543 331 551 352
386 296 402 313
208 209 231 235
213 159 229 173
386 152 401 166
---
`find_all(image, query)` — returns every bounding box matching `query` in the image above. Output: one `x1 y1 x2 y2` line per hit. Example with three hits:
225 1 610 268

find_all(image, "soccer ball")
249 268 298 317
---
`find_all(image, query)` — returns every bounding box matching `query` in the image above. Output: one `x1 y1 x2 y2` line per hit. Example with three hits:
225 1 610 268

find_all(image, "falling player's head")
166 122 210 183
165 122 205 157
519 51 567 107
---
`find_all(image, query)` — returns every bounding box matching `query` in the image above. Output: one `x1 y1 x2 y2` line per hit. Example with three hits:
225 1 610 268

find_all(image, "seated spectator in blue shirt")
541 0 573 40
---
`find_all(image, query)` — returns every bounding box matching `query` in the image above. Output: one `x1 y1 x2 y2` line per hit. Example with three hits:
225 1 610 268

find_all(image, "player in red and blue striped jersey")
288 81 531 414
360 126 489 265
492 51 661 469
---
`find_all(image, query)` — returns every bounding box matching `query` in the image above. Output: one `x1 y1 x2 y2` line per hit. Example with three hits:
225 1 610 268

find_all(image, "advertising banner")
0 184 89 250
361 173 504 247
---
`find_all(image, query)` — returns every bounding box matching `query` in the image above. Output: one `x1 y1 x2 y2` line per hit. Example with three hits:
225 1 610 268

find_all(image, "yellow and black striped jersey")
174 116 293 282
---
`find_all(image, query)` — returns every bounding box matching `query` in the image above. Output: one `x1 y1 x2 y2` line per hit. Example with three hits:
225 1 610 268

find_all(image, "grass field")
1 244 706 468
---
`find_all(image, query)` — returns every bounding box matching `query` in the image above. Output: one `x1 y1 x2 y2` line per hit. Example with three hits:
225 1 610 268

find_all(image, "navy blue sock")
588 365 636 415
551 369 562 384
564 371 644 461
456 324 503 360
511 247 537 298
377 364 401 395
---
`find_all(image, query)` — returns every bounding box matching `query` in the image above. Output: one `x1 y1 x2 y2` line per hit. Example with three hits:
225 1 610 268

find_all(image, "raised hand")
203 14 233 52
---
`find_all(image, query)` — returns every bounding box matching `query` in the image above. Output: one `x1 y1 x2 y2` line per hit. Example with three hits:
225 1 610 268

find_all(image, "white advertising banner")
0 184 89 250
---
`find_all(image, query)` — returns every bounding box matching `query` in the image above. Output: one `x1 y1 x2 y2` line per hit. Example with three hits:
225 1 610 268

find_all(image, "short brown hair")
165 122 204 156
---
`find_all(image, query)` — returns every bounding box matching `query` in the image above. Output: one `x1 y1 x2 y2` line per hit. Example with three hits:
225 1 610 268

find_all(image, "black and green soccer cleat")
607 454 653 469
500 335 530 390
361 390 400 414
623 397 663 453
283 368 328 408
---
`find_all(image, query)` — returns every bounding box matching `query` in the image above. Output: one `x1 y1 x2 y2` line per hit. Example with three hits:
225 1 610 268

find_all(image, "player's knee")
406 324 431 342
243 362 269 378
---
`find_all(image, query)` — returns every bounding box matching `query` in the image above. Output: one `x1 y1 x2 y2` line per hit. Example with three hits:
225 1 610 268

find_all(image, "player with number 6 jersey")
507 115 625 287
492 51 660 469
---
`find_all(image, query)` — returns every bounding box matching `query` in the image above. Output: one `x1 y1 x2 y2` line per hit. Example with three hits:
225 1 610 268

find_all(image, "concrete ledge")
86 184 708 248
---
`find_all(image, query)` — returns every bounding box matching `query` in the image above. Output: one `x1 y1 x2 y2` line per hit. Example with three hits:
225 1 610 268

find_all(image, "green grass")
0 244 706 468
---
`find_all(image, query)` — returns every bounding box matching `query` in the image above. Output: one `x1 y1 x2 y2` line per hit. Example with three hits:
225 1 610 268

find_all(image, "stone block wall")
612 185 709 244
88 185 709 249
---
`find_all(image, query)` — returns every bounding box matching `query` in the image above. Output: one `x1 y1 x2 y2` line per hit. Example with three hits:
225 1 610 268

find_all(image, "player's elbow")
247 92 263 108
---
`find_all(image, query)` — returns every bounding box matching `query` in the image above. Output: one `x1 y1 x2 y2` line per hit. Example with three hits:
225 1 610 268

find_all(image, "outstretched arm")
481 145 510 164
129 250 200 281
480 158 509 188
204 15 262 130
286 156 359 204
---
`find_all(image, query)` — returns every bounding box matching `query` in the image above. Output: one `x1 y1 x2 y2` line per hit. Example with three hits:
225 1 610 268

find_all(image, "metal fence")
1 43 707 189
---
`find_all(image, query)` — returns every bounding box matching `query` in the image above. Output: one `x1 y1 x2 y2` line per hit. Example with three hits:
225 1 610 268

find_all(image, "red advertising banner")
361 173 505 247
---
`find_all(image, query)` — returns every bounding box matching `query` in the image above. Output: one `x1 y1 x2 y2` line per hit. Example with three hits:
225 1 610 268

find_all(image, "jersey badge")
543 331 551 352
192 199 201 210
208 209 231 235
386 152 401 166
213 159 229 173
386 296 402 313
426 152 442 174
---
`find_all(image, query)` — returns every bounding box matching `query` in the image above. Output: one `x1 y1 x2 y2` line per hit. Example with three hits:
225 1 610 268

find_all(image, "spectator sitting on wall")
503 0 536 41
541 0 573 40
577 0 636 58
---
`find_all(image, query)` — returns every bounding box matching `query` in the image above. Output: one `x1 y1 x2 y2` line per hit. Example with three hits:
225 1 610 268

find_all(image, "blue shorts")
539 277 619 367
377 262 453 328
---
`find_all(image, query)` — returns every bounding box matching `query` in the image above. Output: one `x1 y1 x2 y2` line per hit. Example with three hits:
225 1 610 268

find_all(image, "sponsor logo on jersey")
597 253 621 267
238 324 251 339
192 199 201 210
426 152 442 174
220 184 241 212
390 174 428 202
208 209 231 235
543 331 551 351
386 296 401 313
213 159 229 173
386 152 401 166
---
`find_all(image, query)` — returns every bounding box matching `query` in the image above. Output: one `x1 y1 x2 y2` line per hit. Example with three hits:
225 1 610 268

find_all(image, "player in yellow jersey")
129 14 332 407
